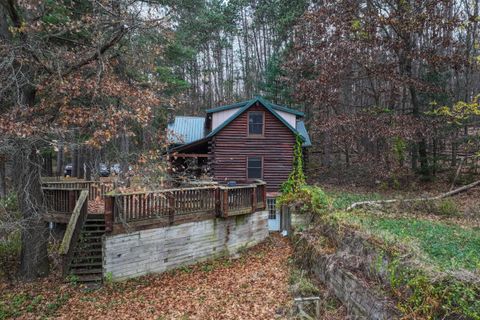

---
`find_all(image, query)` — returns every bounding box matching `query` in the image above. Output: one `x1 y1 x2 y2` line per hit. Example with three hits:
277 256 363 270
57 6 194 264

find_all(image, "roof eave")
167 136 210 153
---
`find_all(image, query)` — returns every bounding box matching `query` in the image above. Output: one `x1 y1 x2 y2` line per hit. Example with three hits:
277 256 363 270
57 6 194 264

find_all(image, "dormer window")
248 111 264 135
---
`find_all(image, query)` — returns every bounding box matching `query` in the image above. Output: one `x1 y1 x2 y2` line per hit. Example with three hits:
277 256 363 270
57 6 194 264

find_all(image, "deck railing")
42 181 112 201
58 190 89 276
43 187 82 215
104 181 267 232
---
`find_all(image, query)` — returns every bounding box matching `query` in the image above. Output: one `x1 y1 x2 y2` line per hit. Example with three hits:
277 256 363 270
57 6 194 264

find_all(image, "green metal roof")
167 116 205 144
206 97 304 116
205 100 251 113
268 102 305 116
296 121 312 147
168 97 312 150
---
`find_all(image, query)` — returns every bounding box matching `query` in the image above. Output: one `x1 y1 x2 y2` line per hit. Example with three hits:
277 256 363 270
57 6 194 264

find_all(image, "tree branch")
347 179 480 211
62 25 128 77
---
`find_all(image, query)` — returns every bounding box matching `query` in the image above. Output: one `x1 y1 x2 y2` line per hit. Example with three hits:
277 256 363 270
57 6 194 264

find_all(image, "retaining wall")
293 214 401 320
103 210 268 281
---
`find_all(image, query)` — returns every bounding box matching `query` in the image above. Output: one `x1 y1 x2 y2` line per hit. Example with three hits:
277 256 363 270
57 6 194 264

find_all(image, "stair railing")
59 190 89 276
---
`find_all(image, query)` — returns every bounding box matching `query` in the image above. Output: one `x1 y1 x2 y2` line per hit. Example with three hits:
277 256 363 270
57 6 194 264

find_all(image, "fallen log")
347 179 480 211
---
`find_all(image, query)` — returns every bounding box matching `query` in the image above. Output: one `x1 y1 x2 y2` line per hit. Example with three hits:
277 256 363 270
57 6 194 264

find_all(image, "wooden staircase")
58 190 105 284
67 214 105 283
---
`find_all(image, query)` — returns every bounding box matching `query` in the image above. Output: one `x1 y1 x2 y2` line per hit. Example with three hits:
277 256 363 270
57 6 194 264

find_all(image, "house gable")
206 97 303 142
209 103 297 192
168 97 311 153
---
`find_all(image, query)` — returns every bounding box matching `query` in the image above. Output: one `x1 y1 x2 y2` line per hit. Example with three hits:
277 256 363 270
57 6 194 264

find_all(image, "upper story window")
248 111 264 135
247 157 263 179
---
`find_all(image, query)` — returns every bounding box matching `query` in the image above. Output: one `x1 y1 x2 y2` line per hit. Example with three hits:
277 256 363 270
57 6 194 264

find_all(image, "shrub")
279 186 331 215
289 268 319 296
0 193 18 212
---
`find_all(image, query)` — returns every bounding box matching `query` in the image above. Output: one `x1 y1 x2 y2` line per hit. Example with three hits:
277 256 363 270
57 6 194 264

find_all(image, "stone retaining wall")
293 214 401 320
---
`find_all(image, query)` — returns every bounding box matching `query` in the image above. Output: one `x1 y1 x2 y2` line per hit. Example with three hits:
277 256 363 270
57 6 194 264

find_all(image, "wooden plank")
104 196 114 232
59 190 89 255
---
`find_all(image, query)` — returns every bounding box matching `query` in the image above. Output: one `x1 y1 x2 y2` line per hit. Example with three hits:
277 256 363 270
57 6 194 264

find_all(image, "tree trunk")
43 151 53 177
120 133 130 187
0 155 7 197
56 142 64 177
16 144 50 279
72 144 78 178
77 145 84 179
85 147 92 181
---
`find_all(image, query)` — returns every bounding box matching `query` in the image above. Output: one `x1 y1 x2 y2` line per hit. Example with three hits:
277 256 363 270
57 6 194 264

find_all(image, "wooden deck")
42 180 267 233
104 181 267 233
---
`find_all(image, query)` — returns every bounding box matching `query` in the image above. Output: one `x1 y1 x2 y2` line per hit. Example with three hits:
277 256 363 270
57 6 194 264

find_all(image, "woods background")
1 0 480 278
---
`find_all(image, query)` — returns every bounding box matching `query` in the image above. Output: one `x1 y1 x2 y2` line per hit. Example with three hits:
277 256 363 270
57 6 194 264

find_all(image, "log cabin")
167 96 311 231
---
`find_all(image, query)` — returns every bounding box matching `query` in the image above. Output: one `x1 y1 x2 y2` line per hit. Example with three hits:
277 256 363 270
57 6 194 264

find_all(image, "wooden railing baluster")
102 181 266 229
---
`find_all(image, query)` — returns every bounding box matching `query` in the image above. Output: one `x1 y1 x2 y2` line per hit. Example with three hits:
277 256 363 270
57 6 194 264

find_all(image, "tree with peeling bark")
0 0 168 279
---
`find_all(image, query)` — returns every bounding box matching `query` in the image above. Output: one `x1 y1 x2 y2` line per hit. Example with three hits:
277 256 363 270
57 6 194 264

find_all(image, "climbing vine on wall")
281 134 306 194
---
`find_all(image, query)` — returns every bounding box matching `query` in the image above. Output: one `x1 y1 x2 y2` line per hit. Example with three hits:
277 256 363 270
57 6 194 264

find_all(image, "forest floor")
0 234 347 320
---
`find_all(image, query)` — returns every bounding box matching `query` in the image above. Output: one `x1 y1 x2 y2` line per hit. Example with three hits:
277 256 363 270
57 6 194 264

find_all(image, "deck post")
68 190 76 213
214 187 221 216
168 192 175 225
222 189 229 217
104 196 114 232
261 184 266 210
251 186 257 213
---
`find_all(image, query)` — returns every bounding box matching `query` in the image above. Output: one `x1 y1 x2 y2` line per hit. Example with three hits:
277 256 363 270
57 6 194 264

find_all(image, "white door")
267 198 280 231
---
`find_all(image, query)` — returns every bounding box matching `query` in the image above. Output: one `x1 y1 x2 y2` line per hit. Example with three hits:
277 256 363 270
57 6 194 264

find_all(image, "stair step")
73 251 102 255
85 219 105 223
87 215 105 221
74 248 102 256
70 261 103 268
73 254 103 260
77 243 103 249
81 235 105 239
80 234 103 239
70 268 103 275
82 230 105 234
78 240 102 245
84 224 105 228
72 258 103 265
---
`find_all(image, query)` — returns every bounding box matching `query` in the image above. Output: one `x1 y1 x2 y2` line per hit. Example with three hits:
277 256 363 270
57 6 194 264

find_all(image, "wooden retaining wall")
103 210 268 281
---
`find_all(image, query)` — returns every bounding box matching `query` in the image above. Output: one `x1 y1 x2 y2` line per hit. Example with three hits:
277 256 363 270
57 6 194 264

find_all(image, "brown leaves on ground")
87 197 104 213
1 235 293 320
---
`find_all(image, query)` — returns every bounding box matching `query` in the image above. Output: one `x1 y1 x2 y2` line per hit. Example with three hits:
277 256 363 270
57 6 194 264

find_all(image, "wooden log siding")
105 182 267 231
209 105 296 192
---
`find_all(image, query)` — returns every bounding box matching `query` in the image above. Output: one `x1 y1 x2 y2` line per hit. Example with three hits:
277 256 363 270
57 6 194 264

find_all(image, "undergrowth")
293 185 480 319
327 191 382 210
328 210 480 319
345 213 480 271
0 292 70 319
